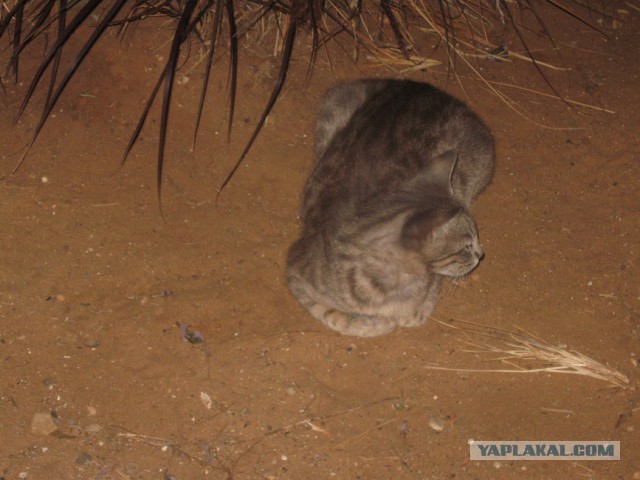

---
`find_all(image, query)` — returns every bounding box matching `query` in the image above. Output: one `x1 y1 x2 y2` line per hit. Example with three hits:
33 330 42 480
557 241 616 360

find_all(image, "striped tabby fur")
287 79 494 337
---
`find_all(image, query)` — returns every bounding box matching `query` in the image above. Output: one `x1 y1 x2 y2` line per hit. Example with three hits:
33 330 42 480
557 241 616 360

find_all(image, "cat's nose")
475 248 485 261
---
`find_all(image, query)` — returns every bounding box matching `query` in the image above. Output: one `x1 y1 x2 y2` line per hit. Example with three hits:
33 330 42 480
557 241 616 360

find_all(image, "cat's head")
401 207 484 277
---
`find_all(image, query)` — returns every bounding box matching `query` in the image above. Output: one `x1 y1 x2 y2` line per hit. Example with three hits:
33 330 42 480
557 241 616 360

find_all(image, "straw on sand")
426 318 630 388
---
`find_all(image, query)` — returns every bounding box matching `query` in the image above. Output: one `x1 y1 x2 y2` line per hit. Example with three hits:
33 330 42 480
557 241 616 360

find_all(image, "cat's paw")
323 310 397 337
397 313 429 328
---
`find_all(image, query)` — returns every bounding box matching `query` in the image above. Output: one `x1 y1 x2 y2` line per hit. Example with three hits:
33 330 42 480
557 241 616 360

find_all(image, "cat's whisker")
441 277 469 299
440 279 457 299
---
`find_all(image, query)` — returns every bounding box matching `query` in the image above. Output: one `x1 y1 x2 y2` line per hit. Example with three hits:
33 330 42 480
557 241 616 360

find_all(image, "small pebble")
200 391 213 409
85 339 100 348
286 387 296 396
399 421 408 435
31 413 58 435
42 377 56 387
75 452 92 465
428 416 444 432
84 423 102 433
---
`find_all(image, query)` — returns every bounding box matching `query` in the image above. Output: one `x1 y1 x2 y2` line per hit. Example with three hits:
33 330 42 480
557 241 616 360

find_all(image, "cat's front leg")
398 275 443 328
397 301 437 328
397 311 430 328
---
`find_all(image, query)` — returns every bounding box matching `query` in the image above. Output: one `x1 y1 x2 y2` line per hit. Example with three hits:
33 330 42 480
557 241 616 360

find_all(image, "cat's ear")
429 150 458 194
401 207 460 250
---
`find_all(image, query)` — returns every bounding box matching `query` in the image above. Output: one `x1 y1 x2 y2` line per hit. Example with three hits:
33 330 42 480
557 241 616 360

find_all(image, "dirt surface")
1 4 639 479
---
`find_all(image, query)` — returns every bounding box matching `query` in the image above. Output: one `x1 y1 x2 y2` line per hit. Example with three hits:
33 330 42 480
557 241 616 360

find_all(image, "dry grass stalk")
484 79 616 114
364 45 441 71
349 0 605 128
426 318 630 388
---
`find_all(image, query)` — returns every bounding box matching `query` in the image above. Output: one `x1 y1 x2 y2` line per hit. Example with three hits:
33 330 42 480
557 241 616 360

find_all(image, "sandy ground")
1 3 639 479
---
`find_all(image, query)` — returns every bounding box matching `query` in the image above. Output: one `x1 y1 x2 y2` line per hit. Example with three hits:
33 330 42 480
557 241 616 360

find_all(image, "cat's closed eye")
454 246 471 255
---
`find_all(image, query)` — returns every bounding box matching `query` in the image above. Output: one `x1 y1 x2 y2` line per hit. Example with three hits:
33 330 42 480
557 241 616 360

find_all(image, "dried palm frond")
0 0 615 206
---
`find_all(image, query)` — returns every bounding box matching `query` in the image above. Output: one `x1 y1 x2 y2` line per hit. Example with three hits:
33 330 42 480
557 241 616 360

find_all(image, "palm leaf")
14 0 129 172
217 0 299 196
193 0 224 150
0 0 612 206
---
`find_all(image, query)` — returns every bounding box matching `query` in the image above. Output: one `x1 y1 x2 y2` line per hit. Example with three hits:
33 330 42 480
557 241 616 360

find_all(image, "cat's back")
303 80 494 223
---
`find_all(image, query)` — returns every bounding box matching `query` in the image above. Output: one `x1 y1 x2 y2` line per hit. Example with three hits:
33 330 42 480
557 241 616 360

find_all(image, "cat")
286 79 494 337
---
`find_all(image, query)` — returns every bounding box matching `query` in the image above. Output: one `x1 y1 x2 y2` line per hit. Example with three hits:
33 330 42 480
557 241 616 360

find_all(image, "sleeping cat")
286 79 494 337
